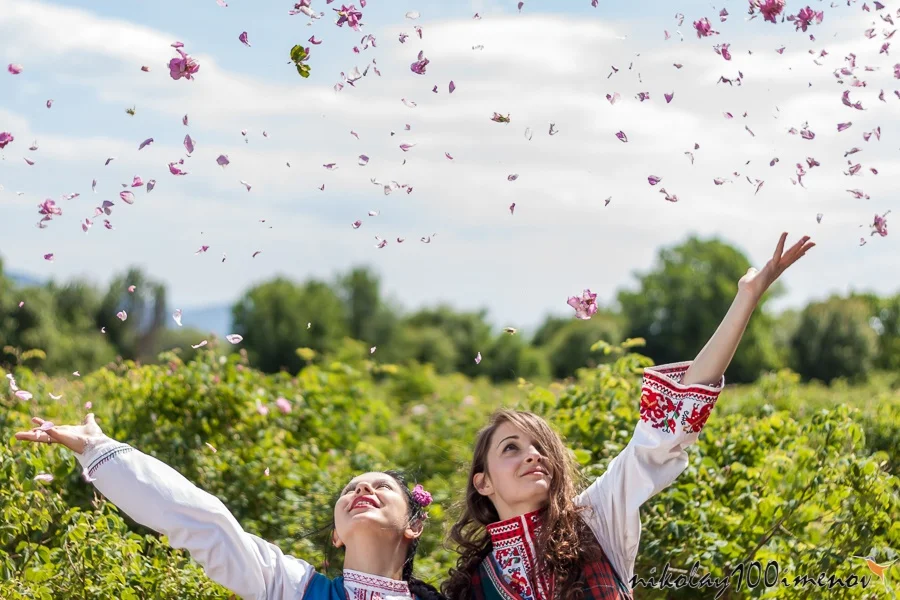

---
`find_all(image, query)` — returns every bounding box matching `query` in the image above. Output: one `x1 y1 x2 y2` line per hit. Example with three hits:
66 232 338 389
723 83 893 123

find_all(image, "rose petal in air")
184 135 195 154
475 352 482 364
226 334 243 344
352 220 362 229
508 174 519 181
34 474 54 483
43 253 54 262
837 122 852 132
358 155 369 166
8 63 23 74
216 154 230 167
192 340 208 349
116 310 127 321
239 31 251 46
449 80 456 93
120 191 135 205
616 131 628 143
648 175 662 185
14 390 33 401
147 180 156 192
138 138 154 150
173 309 183 326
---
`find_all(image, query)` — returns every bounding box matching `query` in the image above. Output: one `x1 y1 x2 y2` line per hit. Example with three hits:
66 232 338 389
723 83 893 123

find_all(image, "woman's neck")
343 537 408 580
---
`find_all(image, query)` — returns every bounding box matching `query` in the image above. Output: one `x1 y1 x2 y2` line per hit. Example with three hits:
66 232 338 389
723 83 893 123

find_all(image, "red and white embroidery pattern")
486 510 554 600
639 362 722 435
343 569 411 600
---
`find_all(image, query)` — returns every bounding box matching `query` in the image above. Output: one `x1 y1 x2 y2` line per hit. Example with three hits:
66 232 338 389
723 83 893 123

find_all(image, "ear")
404 517 425 541
473 472 493 497
331 529 344 549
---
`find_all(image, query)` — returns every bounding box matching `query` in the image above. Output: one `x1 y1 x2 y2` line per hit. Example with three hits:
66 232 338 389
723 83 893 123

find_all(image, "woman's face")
333 472 415 548
474 421 552 521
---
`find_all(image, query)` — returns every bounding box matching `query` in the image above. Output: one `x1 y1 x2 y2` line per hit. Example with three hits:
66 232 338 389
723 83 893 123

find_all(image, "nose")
524 446 543 463
354 481 375 495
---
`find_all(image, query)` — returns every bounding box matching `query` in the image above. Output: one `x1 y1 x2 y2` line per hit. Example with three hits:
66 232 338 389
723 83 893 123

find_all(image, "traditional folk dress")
74 438 423 600
472 362 723 600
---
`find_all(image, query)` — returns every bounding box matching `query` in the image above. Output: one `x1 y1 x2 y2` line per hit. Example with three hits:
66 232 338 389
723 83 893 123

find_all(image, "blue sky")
1 0 898 334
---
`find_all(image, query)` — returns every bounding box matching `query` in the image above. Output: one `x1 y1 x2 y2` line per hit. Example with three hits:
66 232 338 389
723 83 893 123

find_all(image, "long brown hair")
441 410 601 600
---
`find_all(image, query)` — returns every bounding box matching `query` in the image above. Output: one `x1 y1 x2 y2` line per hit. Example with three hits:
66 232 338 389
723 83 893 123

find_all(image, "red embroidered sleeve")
639 361 723 435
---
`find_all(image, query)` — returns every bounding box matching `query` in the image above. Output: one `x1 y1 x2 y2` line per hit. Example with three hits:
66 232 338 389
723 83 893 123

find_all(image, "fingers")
13 429 54 444
773 232 788 261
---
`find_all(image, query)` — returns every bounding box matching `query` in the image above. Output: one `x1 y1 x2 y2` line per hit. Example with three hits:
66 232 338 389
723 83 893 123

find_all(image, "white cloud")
0 0 897 332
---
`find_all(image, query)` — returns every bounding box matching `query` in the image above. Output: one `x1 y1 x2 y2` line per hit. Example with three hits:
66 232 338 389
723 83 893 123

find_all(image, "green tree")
232 277 349 373
617 237 779 383
481 333 550 382
96 268 168 361
401 305 493 377
789 295 878 383
542 314 623 380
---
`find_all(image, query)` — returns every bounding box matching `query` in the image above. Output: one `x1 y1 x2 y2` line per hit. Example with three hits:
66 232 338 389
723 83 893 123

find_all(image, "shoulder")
303 573 345 600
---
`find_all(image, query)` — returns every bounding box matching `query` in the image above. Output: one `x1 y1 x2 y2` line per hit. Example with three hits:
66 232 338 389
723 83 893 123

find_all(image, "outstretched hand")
14 413 104 455
738 232 815 298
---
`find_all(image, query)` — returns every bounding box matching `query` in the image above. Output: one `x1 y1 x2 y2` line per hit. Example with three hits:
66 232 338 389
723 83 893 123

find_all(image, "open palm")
738 232 815 298
14 413 104 455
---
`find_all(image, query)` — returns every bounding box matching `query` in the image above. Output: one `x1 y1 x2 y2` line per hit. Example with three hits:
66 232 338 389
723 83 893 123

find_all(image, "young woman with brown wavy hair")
442 233 814 600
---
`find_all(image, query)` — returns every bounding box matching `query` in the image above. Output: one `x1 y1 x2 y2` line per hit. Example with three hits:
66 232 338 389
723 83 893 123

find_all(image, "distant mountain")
7 270 44 288
174 304 233 338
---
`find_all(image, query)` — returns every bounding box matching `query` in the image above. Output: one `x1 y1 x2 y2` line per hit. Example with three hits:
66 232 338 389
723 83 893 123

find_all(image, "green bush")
1 346 898 599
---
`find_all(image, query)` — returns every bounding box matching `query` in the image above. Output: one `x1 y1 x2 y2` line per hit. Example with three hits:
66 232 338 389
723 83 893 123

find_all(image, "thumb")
83 413 96 426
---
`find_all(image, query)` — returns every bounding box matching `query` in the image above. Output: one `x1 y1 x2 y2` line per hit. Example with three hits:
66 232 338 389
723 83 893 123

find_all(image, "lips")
522 467 549 478
350 495 380 510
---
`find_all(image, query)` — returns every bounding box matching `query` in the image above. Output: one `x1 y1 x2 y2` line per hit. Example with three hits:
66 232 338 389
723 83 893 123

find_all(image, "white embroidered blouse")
484 362 723 598
74 438 416 600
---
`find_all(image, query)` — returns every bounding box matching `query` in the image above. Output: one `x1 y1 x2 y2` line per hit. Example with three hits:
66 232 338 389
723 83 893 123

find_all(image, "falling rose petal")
33 474 54 483
449 80 456 93
147 179 156 192
837 122 852 132
138 137 154 150
309 35 322 45
105 157 115 166
131 176 143 187
14 390 33 401
648 175 662 185
358 154 369 166
508 174 519 181
184 135 195 154
216 154 230 167
195 245 210 254
173 309 183 326
616 131 628 143
323 163 337 170
445 152 454 160
252 250 262 258
606 92 621 104
401 98 417 108
226 334 243 344
239 31 251 46
264 467 270 477
120 191 135 205
191 340 208 349
49 393 62 400
475 352 482 365
665 92 674 103
217 0 227 6
406 10 420 18
43 253 54 262
23 158 34 166
350 130 360 139
410 50 429 74
127 285 136 293
399 143 415 152
205 442 217 453
240 180 252 191
549 123 558 135
8 63 23 74
509 202 516 215
116 310 127 321
182 114 189 126
352 220 362 229
169 48 200 81
816 213 824 223
567 289 598 320
524 127 533 140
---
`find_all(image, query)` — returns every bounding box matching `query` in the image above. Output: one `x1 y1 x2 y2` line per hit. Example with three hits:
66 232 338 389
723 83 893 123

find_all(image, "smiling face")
473 421 555 520
332 472 420 549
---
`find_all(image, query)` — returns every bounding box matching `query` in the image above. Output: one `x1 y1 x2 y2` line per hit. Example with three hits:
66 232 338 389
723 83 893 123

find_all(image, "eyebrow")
341 477 394 494
497 435 519 449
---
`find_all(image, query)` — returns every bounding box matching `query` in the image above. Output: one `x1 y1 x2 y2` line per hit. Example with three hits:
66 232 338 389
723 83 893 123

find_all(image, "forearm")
681 288 761 386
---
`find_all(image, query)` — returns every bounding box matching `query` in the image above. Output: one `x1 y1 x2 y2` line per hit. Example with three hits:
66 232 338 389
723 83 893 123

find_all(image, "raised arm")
575 232 814 587
15 414 314 600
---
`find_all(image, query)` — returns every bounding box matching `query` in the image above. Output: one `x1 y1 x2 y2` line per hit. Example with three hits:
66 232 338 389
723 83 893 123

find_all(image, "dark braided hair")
381 470 446 600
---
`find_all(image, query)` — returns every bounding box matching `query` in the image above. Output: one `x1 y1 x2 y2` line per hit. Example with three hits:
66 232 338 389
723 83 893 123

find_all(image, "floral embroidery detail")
639 362 722 436
486 510 554 600
343 569 411 600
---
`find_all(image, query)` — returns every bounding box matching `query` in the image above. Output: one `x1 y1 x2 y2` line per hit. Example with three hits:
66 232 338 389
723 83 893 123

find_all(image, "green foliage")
1 344 898 599
789 296 878 384
617 237 780 383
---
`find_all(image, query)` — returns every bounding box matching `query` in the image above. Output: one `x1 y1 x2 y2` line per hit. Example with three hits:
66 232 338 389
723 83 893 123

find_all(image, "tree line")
1 236 897 384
